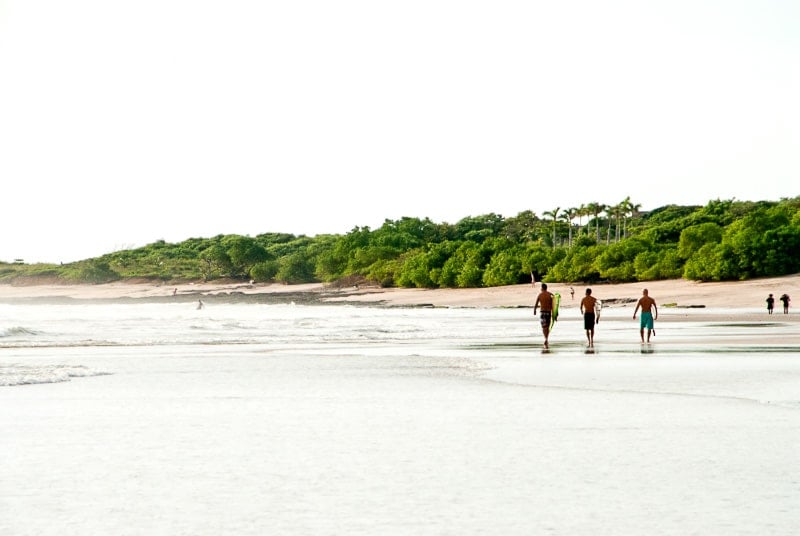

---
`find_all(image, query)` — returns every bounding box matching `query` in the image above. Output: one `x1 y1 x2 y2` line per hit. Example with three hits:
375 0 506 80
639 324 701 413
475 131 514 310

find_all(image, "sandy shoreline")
1 274 799 346
0 274 797 319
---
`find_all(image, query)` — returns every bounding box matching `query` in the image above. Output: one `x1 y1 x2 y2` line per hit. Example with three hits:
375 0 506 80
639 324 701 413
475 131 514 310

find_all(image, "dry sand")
328 275 799 310
1 273 797 316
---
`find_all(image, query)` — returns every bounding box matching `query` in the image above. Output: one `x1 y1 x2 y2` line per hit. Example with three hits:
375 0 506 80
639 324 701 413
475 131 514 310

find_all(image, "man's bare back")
535 291 554 312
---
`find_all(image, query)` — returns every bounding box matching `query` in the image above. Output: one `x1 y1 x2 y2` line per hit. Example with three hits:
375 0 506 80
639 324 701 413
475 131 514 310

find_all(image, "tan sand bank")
324 274 800 312
0 274 797 314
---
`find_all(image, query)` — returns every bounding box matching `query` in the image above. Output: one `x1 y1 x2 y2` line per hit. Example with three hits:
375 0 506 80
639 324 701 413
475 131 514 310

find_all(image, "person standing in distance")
580 288 598 348
534 283 555 349
766 293 775 314
633 288 658 344
779 293 790 314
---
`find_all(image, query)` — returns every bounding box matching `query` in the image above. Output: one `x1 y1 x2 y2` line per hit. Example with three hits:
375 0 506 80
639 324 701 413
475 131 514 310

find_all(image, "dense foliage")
3 197 799 287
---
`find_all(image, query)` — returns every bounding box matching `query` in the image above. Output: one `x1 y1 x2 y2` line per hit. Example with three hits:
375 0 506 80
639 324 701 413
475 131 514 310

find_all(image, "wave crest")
0 326 41 337
0 364 111 387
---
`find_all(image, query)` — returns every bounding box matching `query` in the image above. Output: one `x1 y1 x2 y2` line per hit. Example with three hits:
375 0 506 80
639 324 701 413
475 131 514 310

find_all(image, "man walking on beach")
780 293 790 314
580 288 598 348
534 283 555 349
767 294 775 314
633 288 658 343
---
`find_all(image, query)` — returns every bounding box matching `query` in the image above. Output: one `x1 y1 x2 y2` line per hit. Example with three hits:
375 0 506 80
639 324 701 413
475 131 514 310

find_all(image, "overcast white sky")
1 1 798 263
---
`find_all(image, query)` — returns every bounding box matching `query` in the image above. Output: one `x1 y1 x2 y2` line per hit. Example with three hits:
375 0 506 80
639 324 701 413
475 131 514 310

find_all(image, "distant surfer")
173 288 177 296
570 287 575 300
197 299 204 310
534 283 555 349
580 288 598 348
779 293 790 314
633 289 658 344
766 294 775 314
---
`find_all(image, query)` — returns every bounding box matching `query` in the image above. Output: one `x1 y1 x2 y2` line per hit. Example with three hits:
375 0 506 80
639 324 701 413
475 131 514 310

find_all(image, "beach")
1 273 798 327
2 274 798 308
3 276 800 535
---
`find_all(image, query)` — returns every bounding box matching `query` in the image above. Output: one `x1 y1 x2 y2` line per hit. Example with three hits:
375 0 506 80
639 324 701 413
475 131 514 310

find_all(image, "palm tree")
587 202 606 242
614 205 621 242
560 208 578 247
543 207 560 247
576 204 588 237
604 204 618 244
614 198 630 242
624 199 642 238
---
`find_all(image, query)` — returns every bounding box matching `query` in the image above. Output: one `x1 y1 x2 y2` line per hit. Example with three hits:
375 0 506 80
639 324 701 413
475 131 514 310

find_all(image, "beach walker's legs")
640 327 645 344
542 326 550 349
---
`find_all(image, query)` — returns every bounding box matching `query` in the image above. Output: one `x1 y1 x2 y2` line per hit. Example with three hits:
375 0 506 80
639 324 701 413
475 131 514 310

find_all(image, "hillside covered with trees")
3 197 799 287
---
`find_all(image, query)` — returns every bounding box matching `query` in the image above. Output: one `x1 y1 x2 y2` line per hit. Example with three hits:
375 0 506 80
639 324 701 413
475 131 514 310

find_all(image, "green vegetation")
3 196 800 287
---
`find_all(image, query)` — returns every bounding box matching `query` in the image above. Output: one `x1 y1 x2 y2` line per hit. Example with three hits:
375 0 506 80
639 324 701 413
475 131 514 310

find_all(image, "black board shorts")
584 312 596 330
540 311 551 328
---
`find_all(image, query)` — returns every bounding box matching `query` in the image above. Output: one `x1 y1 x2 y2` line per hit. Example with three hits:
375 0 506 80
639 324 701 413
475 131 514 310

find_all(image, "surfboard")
549 292 561 331
595 299 602 322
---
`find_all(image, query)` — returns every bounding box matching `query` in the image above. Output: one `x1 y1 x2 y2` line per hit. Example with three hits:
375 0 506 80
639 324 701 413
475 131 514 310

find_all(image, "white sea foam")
0 302 799 535
0 325 41 337
0 363 110 386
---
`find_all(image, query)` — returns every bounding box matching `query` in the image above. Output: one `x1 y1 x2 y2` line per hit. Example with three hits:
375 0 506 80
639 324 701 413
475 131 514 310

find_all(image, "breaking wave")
0 364 111 387
0 326 41 337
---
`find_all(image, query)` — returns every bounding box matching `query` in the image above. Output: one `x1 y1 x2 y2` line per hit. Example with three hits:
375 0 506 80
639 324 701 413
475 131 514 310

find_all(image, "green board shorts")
640 311 654 329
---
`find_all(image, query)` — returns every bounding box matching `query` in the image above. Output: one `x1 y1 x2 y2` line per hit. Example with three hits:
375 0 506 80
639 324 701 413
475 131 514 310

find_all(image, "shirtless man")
633 288 658 343
580 288 598 347
533 283 555 349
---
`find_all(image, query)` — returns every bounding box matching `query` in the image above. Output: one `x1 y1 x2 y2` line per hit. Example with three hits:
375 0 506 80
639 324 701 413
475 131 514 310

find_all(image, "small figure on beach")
173 288 177 296
197 299 204 310
780 293 790 314
579 288 598 348
570 287 575 300
633 288 658 343
766 294 775 314
533 282 555 349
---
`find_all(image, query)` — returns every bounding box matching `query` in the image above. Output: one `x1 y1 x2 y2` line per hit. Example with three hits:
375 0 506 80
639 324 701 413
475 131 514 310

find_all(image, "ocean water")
1 301 799 535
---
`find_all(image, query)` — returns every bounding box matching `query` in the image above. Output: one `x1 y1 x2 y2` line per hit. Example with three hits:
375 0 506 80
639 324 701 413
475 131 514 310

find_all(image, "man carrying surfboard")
579 288 598 348
534 283 555 349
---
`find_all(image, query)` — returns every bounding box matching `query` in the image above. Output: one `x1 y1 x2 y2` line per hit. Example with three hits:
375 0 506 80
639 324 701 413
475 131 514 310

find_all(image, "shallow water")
1 303 799 535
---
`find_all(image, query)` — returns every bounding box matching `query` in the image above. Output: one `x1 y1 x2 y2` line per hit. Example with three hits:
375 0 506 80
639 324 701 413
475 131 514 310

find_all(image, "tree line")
3 196 799 287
